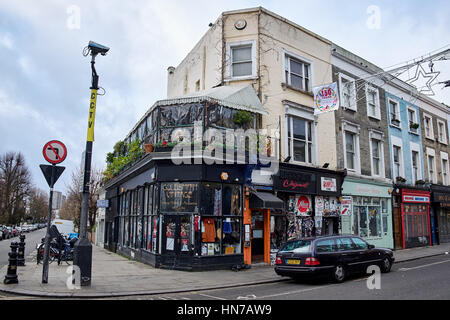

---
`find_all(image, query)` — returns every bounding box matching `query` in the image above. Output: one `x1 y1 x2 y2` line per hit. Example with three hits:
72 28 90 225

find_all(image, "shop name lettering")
177 304 272 317
283 179 309 190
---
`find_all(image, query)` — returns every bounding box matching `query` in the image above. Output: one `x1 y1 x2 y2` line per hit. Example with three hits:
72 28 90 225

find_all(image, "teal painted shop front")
341 177 394 249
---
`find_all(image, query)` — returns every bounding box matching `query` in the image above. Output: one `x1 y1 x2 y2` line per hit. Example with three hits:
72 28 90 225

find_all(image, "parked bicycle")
36 225 78 265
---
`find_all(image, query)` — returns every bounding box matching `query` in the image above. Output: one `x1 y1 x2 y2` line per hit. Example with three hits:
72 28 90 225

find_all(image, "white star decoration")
406 64 440 96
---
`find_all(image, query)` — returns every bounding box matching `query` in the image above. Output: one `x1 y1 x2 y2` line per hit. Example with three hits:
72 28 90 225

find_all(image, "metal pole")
73 54 98 286
42 165 55 283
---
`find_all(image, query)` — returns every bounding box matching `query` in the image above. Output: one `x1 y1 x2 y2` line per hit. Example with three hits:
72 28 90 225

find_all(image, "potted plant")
233 110 253 126
396 176 407 184
415 180 426 186
144 143 154 154
410 123 419 130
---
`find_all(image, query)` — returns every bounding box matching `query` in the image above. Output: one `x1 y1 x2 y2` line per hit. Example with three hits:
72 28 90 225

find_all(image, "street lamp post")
73 41 109 286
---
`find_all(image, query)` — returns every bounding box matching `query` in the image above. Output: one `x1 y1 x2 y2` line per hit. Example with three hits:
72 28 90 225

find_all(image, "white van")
52 219 75 237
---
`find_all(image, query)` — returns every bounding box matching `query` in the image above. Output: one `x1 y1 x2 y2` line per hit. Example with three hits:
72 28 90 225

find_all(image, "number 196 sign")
313 82 340 115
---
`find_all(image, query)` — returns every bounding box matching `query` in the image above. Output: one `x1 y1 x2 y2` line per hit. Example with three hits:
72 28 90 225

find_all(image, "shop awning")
249 191 284 210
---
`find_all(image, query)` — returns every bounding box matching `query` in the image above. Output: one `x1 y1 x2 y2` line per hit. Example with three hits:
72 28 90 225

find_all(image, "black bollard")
17 235 26 267
4 242 19 284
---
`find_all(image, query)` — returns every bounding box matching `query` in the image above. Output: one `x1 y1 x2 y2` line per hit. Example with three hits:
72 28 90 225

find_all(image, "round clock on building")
234 19 247 30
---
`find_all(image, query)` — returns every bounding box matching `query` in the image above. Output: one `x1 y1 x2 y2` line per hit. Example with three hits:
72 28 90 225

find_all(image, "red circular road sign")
42 140 67 164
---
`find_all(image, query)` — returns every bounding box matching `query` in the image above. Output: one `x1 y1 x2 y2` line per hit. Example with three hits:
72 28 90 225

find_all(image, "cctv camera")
88 41 110 56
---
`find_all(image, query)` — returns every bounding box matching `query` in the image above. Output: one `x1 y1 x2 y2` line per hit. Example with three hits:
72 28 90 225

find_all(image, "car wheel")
332 265 346 283
380 256 392 273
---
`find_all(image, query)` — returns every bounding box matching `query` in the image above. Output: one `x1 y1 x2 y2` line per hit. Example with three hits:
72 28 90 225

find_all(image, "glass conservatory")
104 85 275 270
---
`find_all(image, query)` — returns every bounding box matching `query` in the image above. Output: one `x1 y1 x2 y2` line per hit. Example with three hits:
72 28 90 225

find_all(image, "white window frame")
342 121 361 174
338 73 357 111
282 50 314 93
365 85 381 120
391 136 404 180
426 147 437 184
284 104 317 166
410 142 422 185
225 40 257 80
437 119 448 145
388 98 401 129
407 106 419 135
441 152 449 186
423 113 434 141
369 130 385 178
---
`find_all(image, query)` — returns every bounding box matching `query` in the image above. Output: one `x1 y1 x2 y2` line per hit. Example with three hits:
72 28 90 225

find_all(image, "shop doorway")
323 217 339 235
251 213 265 263
162 215 193 264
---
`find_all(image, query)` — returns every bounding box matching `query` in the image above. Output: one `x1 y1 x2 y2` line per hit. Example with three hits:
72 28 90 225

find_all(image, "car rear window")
279 240 312 253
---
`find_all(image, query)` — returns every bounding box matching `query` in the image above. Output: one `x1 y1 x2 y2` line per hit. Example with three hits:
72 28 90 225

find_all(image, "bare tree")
59 166 101 239
28 188 49 223
0 152 32 225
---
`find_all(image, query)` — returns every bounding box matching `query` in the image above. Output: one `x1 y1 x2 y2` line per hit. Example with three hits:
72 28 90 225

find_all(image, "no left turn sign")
43 140 67 164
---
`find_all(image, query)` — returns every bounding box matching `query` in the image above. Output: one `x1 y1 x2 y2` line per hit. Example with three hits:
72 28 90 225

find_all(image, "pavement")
0 242 449 298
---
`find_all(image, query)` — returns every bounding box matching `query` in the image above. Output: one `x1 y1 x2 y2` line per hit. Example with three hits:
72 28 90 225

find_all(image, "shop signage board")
97 199 109 208
403 195 430 203
340 196 353 216
313 82 339 116
321 177 337 192
273 170 316 194
433 192 450 203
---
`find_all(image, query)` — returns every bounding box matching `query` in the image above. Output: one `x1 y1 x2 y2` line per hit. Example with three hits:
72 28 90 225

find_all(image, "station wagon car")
274 235 394 283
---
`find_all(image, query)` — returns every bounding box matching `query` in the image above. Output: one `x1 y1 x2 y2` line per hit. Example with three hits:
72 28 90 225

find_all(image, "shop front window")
201 217 221 256
353 197 386 238
221 218 241 254
200 183 242 256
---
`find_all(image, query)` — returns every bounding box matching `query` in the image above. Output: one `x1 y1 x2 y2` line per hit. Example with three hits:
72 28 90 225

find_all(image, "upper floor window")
407 107 419 134
389 99 401 128
393 145 402 179
412 150 420 184
339 74 356 111
442 156 449 186
423 114 434 140
371 138 381 176
232 45 252 77
437 120 447 144
287 115 314 164
428 154 436 184
366 86 380 119
285 55 311 92
226 40 256 79
345 131 357 171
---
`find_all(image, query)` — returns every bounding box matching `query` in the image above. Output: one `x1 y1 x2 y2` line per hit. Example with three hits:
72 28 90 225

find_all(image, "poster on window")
313 82 339 115
341 196 353 216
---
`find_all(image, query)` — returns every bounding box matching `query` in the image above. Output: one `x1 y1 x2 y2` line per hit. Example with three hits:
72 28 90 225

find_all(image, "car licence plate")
286 259 300 265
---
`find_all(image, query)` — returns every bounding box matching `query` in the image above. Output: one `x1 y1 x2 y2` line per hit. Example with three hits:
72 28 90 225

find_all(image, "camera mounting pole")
74 41 108 287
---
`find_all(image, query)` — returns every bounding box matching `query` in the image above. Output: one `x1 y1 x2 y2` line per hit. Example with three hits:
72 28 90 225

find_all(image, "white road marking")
242 284 336 300
398 259 450 272
198 293 227 300
237 294 257 300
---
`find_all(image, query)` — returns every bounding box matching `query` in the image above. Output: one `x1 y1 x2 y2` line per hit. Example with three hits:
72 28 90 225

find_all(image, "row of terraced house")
97 7 450 271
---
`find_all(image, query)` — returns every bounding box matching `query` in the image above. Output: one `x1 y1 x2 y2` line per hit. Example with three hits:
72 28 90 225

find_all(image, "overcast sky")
1 0 449 195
